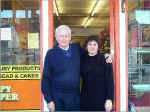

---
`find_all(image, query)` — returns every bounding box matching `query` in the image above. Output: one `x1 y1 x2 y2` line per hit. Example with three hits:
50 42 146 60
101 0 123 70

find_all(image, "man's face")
56 29 71 48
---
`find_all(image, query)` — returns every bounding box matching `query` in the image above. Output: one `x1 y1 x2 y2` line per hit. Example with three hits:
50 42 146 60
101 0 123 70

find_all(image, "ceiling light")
83 0 102 28
53 0 59 16
91 0 102 16
84 17 91 28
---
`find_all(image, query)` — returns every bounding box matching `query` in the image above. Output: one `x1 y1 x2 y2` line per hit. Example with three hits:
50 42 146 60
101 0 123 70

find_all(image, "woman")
80 35 114 111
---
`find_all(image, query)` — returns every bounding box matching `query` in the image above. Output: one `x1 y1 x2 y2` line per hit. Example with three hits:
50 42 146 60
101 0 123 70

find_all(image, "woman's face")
87 40 99 55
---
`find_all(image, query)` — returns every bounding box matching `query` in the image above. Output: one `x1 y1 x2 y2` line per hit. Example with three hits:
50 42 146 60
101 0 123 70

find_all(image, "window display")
128 0 150 107
0 0 40 110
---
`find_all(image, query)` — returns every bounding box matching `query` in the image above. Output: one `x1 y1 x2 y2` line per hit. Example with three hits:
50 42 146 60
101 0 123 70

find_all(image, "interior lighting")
53 0 59 16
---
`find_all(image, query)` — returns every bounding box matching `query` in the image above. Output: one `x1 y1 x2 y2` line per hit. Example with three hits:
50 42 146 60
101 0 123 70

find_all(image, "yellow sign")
0 65 40 80
28 33 39 49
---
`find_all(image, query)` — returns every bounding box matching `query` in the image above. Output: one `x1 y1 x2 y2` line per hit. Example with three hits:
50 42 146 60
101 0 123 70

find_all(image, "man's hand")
105 99 113 112
105 53 112 63
47 101 55 112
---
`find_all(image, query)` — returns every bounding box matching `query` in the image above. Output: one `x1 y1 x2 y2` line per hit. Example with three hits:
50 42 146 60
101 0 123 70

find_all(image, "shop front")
0 0 150 112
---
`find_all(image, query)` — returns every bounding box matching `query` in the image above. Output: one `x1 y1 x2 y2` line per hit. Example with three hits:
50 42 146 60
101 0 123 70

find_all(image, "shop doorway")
52 0 117 111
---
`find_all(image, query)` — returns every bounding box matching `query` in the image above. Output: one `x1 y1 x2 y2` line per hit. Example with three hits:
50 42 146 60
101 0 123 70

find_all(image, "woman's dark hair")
84 35 101 49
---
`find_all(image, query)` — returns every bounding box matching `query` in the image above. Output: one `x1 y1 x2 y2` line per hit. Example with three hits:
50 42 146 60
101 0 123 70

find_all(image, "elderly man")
41 25 112 111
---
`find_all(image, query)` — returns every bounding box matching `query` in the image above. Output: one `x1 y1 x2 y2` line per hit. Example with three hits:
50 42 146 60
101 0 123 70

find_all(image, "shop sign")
0 85 19 101
0 65 40 80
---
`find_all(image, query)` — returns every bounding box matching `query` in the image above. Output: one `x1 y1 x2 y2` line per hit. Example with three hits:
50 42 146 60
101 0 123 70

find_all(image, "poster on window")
0 28 12 40
28 33 39 49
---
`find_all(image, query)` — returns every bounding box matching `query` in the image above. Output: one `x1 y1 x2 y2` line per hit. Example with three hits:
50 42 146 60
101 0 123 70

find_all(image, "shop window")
0 0 40 110
128 0 150 108
0 10 13 18
16 10 25 18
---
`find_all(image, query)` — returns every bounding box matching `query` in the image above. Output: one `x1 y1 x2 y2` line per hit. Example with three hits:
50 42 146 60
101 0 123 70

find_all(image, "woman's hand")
105 53 112 63
47 101 55 112
105 99 113 112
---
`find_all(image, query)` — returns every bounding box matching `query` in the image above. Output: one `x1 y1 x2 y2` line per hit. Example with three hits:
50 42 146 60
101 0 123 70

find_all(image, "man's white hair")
55 25 71 38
